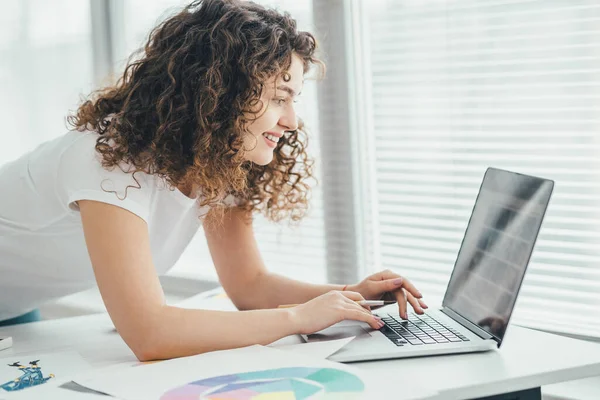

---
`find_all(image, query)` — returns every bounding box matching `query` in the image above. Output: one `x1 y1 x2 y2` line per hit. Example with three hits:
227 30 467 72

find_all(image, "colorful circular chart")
160 366 365 399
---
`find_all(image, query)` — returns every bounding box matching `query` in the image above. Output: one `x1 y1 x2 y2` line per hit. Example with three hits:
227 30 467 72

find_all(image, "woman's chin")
247 152 274 166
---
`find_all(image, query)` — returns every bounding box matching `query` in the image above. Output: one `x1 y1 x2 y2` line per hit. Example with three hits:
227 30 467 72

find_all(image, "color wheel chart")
160 367 365 399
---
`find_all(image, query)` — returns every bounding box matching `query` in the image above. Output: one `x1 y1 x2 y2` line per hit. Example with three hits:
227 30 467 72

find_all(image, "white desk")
1 303 600 400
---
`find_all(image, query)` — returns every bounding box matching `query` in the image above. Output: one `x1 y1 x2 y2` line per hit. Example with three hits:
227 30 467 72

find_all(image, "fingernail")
393 278 403 285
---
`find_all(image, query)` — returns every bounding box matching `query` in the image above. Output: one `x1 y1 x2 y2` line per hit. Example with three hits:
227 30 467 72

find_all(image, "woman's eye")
273 98 287 105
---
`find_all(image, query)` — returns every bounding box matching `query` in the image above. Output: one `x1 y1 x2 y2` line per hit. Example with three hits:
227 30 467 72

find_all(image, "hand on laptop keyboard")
287 290 386 335
345 269 428 319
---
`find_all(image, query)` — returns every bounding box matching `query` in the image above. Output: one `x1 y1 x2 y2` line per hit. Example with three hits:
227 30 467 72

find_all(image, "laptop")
304 167 554 363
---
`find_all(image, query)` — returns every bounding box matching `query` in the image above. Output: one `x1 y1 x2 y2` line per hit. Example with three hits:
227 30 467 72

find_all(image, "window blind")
112 0 327 283
365 0 600 338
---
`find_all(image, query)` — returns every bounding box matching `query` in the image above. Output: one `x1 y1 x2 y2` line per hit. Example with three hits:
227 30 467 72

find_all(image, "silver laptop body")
304 168 554 363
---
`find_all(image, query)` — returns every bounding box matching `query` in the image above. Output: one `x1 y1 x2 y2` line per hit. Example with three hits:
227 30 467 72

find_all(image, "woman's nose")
280 108 298 131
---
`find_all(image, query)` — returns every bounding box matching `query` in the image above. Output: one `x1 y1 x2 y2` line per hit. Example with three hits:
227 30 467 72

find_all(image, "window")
363 0 600 338
0 0 95 163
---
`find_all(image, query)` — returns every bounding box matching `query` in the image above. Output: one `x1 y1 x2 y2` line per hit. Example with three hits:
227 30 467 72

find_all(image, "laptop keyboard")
378 312 470 346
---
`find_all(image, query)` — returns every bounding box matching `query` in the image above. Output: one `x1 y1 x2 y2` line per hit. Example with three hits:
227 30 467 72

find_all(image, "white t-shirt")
0 131 215 320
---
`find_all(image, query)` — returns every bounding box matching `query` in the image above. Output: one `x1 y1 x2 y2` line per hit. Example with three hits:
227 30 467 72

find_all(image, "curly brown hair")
67 0 324 225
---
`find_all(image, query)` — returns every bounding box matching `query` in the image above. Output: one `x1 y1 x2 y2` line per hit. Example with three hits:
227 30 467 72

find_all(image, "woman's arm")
204 208 347 310
78 200 298 361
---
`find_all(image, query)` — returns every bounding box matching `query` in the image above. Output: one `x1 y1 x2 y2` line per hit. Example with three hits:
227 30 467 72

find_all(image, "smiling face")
242 53 304 165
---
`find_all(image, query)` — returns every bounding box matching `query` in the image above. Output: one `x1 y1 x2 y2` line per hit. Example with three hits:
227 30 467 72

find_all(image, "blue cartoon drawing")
1 360 55 392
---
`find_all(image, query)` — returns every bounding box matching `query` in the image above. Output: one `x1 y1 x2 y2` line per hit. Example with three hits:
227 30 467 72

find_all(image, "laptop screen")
442 168 554 342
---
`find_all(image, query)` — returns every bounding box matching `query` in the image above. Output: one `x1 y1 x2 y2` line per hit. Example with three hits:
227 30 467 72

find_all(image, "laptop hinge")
441 307 500 347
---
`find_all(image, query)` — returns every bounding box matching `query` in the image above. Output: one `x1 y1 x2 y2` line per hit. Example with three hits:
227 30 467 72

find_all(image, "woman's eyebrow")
277 85 301 97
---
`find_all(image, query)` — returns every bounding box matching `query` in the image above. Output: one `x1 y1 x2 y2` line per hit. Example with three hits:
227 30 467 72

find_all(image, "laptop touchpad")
303 325 372 343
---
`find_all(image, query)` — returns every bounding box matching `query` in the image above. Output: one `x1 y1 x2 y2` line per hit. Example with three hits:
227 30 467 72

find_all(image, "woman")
0 0 427 360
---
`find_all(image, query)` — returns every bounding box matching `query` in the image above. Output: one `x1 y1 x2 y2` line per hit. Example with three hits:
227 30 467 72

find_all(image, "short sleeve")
55 133 152 222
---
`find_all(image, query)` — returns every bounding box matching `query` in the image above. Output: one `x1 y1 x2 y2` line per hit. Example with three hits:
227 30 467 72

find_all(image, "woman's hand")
288 290 385 335
348 269 428 319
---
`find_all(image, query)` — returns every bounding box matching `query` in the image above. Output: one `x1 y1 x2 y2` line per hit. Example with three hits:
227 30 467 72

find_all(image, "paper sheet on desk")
6 361 141 399
270 336 356 359
74 345 374 400
0 351 92 399
5 382 109 399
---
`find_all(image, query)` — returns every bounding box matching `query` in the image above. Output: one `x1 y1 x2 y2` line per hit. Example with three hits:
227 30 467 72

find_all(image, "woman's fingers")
338 290 374 311
336 284 425 322
397 288 408 319
340 294 382 329
338 290 365 302
368 269 395 281
396 276 422 299
345 308 384 330
407 292 424 315
369 269 423 299
341 293 372 314
377 277 405 293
